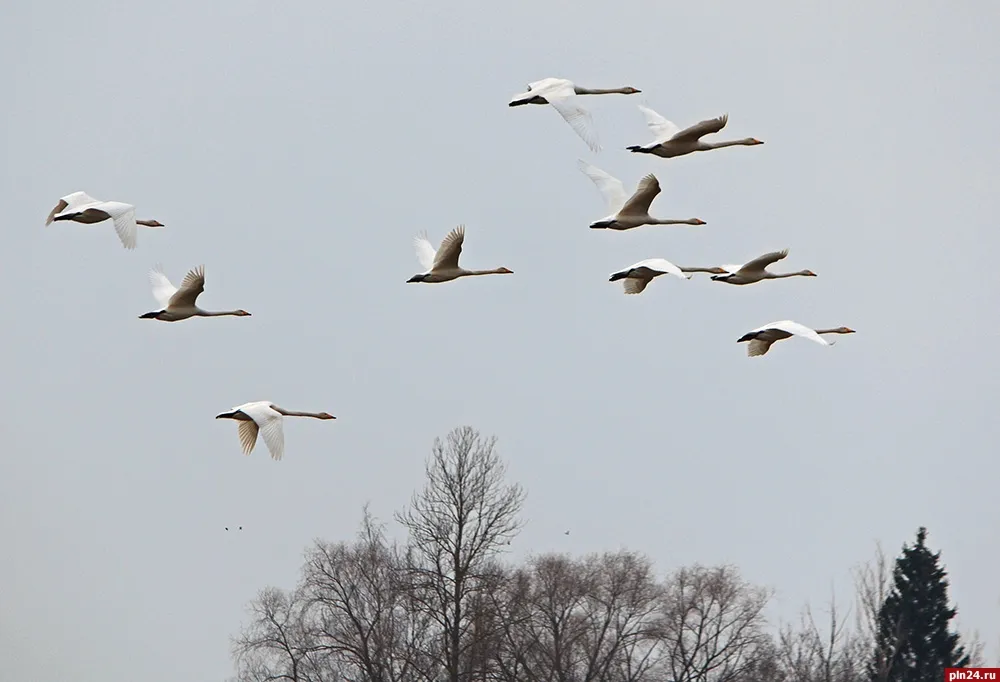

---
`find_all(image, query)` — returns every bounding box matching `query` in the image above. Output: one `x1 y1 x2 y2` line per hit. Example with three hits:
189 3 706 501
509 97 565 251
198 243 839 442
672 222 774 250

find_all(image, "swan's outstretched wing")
168 265 206 308
547 95 601 153
237 420 259 455
577 160 627 212
622 278 649 295
671 114 729 143
148 265 178 308
638 105 680 143
632 258 689 280
433 225 465 271
618 174 661 217
756 320 830 347
257 414 285 461
737 249 789 274
102 201 138 250
240 402 285 461
413 232 437 271
747 339 774 357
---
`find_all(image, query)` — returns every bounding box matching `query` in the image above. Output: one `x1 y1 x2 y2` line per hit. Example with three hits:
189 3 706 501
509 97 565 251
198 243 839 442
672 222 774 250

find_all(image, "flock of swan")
42 76 855 460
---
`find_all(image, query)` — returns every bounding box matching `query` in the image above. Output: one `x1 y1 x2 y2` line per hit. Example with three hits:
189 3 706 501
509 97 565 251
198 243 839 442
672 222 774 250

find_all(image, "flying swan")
140 264 251 321
737 321 856 357
711 249 816 285
215 402 336 461
45 191 164 250
577 160 706 231
408 225 513 284
508 78 640 153
626 105 763 159
608 258 693 295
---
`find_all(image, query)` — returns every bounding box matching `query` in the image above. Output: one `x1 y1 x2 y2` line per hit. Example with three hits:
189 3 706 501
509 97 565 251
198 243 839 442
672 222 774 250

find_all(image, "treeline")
231 427 984 682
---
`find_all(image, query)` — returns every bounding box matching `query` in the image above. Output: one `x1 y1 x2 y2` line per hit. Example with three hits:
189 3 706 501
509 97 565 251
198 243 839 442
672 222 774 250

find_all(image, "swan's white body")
408 225 513 284
45 191 164 250
737 320 856 357
141 265 251 321
508 78 640 153
577 160 705 231
608 258 691 295
626 106 763 158
711 250 816 285
215 401 336 461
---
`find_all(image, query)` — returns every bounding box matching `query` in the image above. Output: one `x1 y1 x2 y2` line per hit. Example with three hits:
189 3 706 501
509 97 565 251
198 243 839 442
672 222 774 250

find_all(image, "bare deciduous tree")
775 590 865 682
395 426 525 682
298 506 436 682
853 542 900 682
233 586 318 682
491 551 664 682
658 564 773 682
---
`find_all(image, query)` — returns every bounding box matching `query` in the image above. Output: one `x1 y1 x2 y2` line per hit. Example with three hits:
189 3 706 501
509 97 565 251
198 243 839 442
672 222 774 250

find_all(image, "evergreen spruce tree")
869 527 970 682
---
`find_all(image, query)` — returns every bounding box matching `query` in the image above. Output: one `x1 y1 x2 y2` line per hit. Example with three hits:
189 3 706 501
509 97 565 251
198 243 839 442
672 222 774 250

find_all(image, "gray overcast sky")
2 1 998 679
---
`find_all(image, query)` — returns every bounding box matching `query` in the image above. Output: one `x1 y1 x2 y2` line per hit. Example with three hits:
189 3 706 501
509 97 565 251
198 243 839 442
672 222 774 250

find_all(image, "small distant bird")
737 321 856 357
225 526 243 531
626 106 763 159
608 258 692 295
45 191 164 250
508 78 641 152
577 160 706 231
408 225 513 284
564 530 570 535
216 402 336 461
711 250 816 286
140 265 251 321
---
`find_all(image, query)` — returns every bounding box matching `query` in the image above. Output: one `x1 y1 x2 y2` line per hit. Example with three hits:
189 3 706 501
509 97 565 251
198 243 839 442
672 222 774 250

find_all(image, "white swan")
140 264 251 321
608 258 691 295
737 321 856 357
626 105 763 159
215 402 336 461
711 249 816 285
508 78 640 152
45 191 164 250
408 225 513 284
577 160 706 231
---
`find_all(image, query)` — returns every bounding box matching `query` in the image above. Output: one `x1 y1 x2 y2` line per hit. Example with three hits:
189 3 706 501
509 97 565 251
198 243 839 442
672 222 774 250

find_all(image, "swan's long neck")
704 138 759 150
680 266 721 274
464 268 509 276
197 309 245 317
273 408 328 418
574 86 632 95
765 270 812 279
814 328 850 335
136 219 163 227
649 218 701 225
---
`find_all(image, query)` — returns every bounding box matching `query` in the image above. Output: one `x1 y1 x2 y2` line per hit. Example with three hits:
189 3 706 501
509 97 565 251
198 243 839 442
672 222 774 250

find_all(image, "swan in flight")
215 402 336 461
577 160 706 230
408 225 513 284
737 321 855 357
140 265 251 321
508 78 640 152
710 249 816 285
608 258 692 295
626 106 763 159
45 191 164 250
